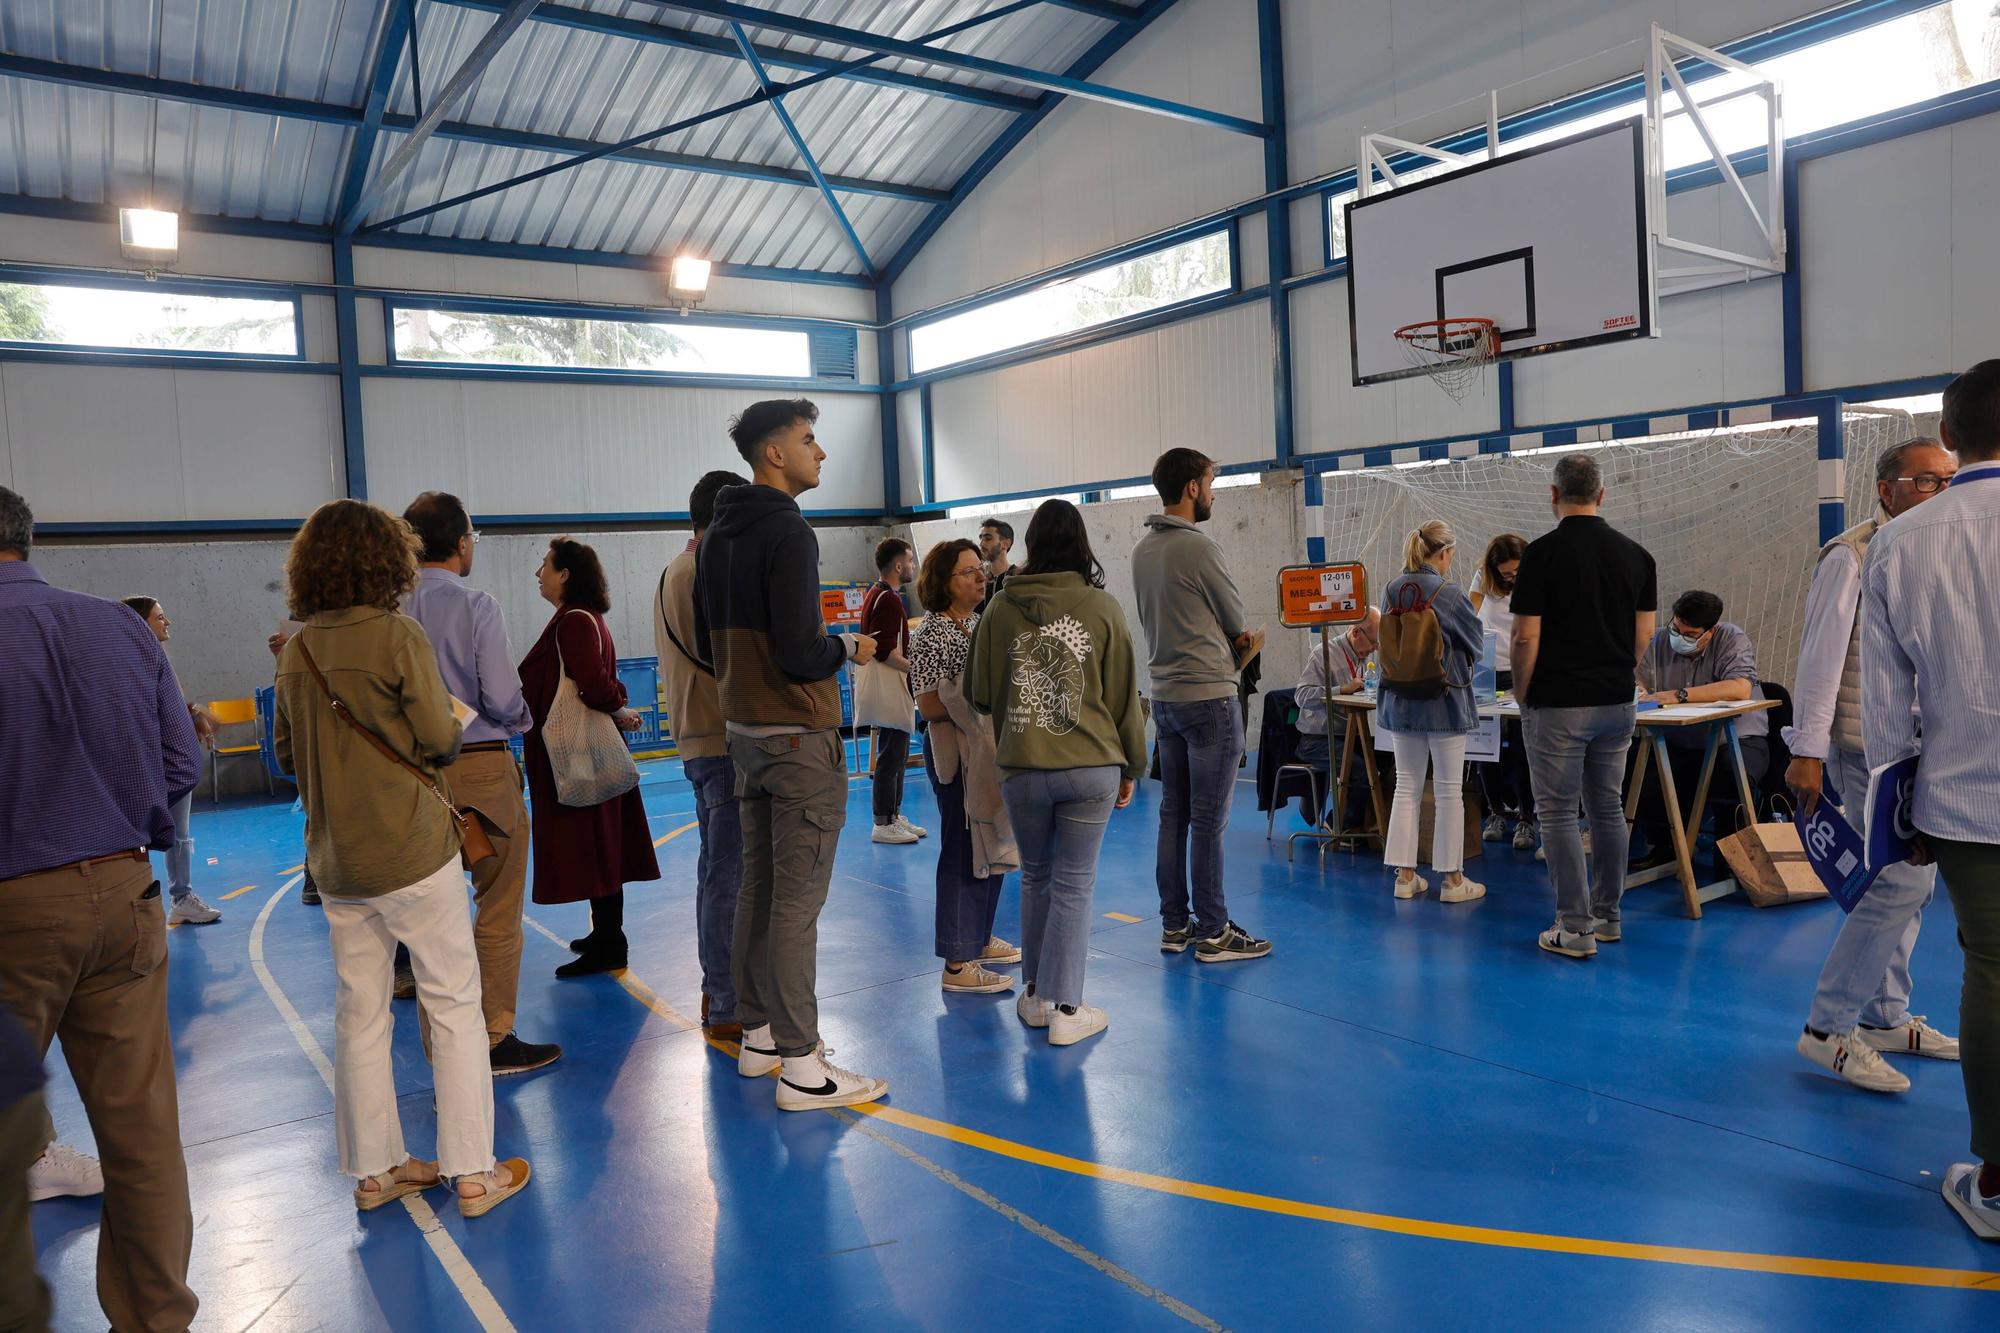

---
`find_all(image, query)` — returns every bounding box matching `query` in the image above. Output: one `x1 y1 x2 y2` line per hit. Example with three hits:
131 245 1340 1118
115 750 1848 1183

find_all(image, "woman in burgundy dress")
519 537 660 977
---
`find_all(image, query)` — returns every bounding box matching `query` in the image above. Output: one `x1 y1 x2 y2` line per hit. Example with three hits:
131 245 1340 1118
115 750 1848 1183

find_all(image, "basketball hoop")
1394 317 1499 401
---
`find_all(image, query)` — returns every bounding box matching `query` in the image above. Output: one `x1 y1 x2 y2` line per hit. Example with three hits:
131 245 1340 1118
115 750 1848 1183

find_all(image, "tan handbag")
295 638 497 872
1717 803 1826 907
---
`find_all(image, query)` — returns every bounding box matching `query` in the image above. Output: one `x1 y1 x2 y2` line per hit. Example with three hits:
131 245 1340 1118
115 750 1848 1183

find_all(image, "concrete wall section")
360 379 883 517
1800 108 2000 391
905 474 1308 741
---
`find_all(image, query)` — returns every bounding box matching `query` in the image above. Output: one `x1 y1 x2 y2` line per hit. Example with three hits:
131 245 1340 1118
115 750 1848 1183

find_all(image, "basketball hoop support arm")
1645 24 1787 317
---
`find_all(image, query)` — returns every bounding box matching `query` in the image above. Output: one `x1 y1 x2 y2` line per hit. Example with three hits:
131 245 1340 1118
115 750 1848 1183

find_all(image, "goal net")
1315 412 1914 690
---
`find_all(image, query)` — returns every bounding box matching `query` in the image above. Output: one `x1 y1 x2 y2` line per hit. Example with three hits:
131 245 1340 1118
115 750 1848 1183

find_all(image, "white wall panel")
0 215 329 283
929 302 1269 504
1289 279 1498 455
1801 120 1956 390
171 372 341 517
361 378 882 517
3 362 339 522
896 389 925 506
1946 116 2000 372
301 294 338 362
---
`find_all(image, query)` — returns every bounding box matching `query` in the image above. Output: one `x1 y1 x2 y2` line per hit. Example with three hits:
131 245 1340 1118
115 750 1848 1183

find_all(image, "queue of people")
6 362 2000 1333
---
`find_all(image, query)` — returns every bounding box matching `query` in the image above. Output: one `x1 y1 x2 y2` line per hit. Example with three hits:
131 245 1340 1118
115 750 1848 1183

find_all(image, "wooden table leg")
1625 733 1652 824
1686 724 1723 831
1725 719 1759 820
1334 714 1359 835
1651 731 1703 919
1358 711 1388 835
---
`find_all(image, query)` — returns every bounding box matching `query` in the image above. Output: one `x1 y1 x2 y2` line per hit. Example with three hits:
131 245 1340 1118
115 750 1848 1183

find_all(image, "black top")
1508 515 1658 708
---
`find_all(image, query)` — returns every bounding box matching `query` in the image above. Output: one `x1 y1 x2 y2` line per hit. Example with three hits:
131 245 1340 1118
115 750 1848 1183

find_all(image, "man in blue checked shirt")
1861 359 2000 1243
0 484 201 1331
401 492 561 1079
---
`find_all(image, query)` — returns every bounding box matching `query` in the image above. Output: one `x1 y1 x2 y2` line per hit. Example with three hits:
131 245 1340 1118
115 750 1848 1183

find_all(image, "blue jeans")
686 755 743 1024
1523 704 1635 935
927 747 1005 962
1153 697 1243 938
873 727 910 825
158 789 194 904
1806 745 1935 1033
1003 767 1119 1008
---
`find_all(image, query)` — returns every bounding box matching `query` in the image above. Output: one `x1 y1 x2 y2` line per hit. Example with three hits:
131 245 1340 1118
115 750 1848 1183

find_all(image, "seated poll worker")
1293 610 1380 826
1630 589 1769 871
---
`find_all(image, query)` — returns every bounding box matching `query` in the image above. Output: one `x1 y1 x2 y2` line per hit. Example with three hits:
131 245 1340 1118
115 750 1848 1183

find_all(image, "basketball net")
1394 317 1499 401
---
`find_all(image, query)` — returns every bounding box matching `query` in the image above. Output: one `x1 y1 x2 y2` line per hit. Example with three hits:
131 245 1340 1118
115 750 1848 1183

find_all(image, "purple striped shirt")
0 561 202 880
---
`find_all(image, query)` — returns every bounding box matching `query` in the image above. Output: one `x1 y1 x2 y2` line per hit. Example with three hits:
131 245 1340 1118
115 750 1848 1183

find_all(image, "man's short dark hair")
1553 453 1603 504
1874 436 1945 486
0 485 30 558
980 517 1014 544
1673 590 1724 632
1152 448 1215 506
402 491 471 563
875 537 912 573
1942 359 2000 462
728 398 819 465
689 470 747 531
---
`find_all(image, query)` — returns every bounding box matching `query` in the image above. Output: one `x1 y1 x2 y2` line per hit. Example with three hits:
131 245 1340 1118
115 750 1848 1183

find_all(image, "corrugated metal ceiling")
0 0 1133 273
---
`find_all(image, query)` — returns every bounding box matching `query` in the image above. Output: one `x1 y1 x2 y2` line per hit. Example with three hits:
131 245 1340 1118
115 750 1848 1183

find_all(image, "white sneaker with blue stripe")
1943 1163 2000 1240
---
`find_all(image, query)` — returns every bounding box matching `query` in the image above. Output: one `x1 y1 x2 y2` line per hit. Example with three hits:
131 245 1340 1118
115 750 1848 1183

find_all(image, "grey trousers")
1524 703 1636 935
1004 766 1120 1009
730 729 849 1057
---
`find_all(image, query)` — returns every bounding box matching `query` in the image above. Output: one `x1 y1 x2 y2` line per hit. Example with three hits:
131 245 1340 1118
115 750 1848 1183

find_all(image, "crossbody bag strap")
656 571 715 677
295 635 463 824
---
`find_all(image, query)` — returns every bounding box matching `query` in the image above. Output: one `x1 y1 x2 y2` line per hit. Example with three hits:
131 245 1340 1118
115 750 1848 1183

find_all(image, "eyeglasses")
1891 474 1955 493
468 530 482 544
953 568 985 580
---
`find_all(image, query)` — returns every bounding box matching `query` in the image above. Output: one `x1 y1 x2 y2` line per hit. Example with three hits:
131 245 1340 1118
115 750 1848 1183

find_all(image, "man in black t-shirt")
1509 453 1658 959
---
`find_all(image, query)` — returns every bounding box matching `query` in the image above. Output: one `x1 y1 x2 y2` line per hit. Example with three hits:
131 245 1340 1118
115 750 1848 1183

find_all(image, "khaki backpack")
1379 581 1449 700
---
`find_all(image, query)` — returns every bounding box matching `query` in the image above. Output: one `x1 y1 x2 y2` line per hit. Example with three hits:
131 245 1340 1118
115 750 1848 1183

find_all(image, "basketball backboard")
1345 117 1653 386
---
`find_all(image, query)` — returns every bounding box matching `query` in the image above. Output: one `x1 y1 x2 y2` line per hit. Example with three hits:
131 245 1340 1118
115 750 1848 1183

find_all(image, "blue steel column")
877 286 902 513
333 238 368 500
1815 394 1845 544
1258 0 1294 468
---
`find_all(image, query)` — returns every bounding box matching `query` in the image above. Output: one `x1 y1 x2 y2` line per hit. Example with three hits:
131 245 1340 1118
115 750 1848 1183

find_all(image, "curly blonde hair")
286 500 421 617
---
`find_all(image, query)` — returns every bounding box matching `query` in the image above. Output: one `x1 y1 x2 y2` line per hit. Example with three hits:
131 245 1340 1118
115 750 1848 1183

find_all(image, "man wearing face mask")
1789 436 1960 1095
1628 590 1769 873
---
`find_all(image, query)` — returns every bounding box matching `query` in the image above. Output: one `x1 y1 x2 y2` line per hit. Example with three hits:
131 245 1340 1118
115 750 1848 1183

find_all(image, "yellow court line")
1102 912 1143 924
282 863 305 874
652 821 700 848
219 884 260 901
569 946 2000 1293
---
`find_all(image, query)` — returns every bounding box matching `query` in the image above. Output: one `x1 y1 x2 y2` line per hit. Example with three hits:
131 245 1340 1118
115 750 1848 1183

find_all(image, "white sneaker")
1048 1004 1108 1047
168 894 222 926
1481 815 1508 843
1016 989 1053 1029
1393 871 1428 899
1797 1027 1910 1093
1942 1163 2000 1240
29 1142 104 1201
871 822 920 845
1512 823 1538 852
776 1046 888 1111
1537 921 1596 959
942 962 1014 994
1592 917 1622 942
736 1024 781 1078
1858 1016 1960 1061
897 815 928 839
1438 876 1486 904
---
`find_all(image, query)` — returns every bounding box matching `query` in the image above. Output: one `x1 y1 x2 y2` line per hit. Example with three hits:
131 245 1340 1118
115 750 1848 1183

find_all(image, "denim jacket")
1376 568 1482 736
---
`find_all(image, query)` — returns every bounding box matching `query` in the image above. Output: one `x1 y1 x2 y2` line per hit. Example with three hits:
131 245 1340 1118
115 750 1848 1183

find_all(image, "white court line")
250 876 518 1333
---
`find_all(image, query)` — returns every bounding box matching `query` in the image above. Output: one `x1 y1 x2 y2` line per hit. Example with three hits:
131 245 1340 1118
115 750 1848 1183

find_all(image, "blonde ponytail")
1403 519 1456 572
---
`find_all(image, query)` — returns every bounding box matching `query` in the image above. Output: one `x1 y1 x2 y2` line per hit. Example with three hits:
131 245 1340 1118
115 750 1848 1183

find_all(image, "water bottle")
1362 658 1380 696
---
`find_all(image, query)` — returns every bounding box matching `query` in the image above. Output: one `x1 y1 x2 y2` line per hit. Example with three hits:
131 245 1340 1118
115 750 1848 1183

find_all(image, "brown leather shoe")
707 1020 743 1039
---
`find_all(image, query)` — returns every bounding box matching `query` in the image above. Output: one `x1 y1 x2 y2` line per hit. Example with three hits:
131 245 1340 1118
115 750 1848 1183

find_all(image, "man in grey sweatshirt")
1132 449 1272 963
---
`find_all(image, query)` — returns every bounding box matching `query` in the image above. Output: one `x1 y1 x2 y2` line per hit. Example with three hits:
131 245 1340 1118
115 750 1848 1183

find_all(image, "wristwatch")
1675 687 1690 704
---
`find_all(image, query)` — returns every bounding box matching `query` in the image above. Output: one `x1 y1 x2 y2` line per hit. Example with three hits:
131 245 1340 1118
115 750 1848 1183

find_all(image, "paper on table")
447 694 478 729
1644 704 1748 721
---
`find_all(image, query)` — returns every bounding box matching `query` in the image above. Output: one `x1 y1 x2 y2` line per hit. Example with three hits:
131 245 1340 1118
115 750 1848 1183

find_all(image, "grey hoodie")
1131 514 1248 703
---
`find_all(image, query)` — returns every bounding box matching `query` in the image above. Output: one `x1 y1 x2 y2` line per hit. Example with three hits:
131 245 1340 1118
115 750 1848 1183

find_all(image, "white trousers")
323 856 494 1180
1385 731 1469 874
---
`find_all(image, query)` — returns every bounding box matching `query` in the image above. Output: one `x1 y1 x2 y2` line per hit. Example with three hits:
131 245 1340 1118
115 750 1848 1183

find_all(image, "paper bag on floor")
1717 814 1826 907
1415 782 1482 866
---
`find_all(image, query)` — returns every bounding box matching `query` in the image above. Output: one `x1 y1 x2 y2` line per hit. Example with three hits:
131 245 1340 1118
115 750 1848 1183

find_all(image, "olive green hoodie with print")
967 571 1148 782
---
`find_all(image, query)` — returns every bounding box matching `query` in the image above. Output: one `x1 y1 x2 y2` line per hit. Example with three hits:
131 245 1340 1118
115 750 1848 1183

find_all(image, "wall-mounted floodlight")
667 255 712 312
119 208 180 271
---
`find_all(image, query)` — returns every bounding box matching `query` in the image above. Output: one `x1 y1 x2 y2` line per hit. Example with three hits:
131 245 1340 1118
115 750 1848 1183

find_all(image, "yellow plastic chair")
206 698 271 805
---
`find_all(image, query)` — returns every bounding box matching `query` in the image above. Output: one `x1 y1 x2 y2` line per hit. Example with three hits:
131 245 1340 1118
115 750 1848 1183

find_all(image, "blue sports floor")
29 756 2000 1330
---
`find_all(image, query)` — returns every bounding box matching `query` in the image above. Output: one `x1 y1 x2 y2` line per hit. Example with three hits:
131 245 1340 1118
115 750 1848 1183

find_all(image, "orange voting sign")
1276 562 1368 628
821 585 867 626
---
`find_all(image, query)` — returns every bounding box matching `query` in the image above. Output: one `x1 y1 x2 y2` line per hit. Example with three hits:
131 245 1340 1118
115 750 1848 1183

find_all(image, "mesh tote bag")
544 610 641 807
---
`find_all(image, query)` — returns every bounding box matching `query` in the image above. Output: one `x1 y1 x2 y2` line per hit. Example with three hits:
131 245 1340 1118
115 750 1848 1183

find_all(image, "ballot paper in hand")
1794 799 1874 912
447 694 478 729
1864 755 1920 871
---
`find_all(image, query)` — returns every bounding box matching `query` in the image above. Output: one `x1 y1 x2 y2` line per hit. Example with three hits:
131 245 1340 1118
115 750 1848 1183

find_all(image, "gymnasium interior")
7 0 2000 1328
